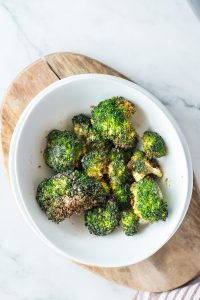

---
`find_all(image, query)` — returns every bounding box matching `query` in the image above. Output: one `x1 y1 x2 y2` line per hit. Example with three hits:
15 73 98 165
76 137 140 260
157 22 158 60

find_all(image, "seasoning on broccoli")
108 149 132 208
91 97 138 149
142 131 167 158
72 114 91 139
72 113 112 150
131 177 168 222
36 170 107 223
43 130 86 172
121 210 139 236
128 150 162 182
82 149 109 179
85 200 120 236
37 96 169 236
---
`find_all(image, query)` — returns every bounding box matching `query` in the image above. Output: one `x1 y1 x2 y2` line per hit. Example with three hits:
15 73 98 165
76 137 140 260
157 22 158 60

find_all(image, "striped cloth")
133 276 200 300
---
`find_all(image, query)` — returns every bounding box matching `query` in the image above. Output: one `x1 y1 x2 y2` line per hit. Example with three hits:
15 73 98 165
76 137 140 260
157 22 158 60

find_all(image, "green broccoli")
142 131 167 158
81 147 111 193
109 147 134 163
36 170 107 223
82 149 109 179
44 130 86 172
121 210 139 236
131 177 168 222
85 200 120 236
128 150 162 182
91 97 137 149
72 114 91 139
108 149 132 208
72 113 112 150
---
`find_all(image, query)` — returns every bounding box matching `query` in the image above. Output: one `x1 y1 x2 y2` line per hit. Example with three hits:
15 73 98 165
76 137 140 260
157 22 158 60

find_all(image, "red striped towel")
133 276 200 300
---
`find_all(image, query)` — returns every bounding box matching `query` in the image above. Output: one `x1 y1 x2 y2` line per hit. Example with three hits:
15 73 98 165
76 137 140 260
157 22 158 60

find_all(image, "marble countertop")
0 0 200 299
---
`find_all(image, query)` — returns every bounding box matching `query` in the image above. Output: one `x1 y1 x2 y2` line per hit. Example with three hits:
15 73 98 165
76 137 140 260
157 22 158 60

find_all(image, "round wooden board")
1 52 200 292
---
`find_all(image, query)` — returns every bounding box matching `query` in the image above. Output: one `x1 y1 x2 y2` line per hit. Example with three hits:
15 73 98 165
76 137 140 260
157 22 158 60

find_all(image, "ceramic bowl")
9 74 193 267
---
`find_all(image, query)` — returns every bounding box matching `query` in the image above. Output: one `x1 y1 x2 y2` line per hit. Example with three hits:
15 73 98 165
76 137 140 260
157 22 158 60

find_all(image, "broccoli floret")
128 150 162 181
121 210 139 236
72 114 112 151
36 170 107 223
72 114 91 139
81 148 111 193
91 97 137 149
113 183 132 208
108 149 132 208
87 127 103 144
142 131 167 158
109 147 134 163
85 200 120 236
44 130 86 172
82 149 109 179
131 177 168 222
88 127 114 153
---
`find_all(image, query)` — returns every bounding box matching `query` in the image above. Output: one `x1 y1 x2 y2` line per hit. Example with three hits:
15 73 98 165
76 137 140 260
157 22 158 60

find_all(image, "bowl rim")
9 74 193 267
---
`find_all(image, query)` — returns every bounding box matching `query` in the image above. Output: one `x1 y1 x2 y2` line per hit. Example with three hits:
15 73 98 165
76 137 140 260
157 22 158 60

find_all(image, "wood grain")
45 52 125 79
0 58 58 168
1 52 200 292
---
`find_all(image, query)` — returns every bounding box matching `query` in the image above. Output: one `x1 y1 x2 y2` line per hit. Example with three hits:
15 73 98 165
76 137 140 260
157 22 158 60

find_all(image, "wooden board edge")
0 52 199 293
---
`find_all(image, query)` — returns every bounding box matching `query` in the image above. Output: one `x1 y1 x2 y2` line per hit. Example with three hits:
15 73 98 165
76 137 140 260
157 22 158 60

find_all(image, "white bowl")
9 74 193 267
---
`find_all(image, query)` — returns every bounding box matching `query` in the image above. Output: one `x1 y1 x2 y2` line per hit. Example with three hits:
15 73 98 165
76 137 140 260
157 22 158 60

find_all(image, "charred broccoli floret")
91 97 137 149
72 113 112 150
131 177 168 222
121 210 139 236
72 114 91 139
82 149 109 179
128 150 162 181
108 149 132 208
36 170 107 223
85 200 120 236
44 130 86 172
142 131 167 158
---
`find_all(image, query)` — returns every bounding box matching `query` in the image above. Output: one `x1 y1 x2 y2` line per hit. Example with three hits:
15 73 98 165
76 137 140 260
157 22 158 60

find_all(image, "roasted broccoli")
72 114 91 139
44 130 86 172
72 113 112 150
87 128 104 145
81 148 111 192
82 149 109 179
91 97 137 149
109 147 134 163
142 131 167 158
131 177 168 222
85 200 120 236
37 96 169 236
36 170 107 223
121 210 139 236
108 149 132 208
128 150 162 182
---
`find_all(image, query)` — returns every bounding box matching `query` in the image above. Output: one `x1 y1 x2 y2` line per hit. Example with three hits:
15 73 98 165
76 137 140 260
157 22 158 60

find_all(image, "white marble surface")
0 0 200 299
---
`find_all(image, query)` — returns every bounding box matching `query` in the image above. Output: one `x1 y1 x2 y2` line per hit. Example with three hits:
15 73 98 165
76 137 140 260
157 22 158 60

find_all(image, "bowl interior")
11 75 192 267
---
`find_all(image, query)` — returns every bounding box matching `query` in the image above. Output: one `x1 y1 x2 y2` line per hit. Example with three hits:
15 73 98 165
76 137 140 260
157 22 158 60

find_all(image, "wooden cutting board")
1 52 200 292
